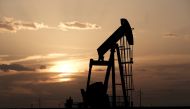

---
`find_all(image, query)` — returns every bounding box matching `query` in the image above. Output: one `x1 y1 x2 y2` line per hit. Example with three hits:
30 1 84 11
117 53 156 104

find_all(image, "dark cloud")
93 68 106 71
1 53 190 107
0 64 34 72
0 23 15 31
134 62 190 106
0 61 190 107
162 32 190 40
163 33 178 38
39 65 47 69
163 24 190 40
0 71 87 108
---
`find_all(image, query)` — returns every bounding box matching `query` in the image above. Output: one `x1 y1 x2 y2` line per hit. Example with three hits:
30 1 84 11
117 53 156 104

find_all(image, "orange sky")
0 0 190 107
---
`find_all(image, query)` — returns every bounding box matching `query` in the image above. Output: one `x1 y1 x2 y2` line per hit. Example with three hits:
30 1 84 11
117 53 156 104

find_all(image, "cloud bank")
58 21 101 31
163 33 178 38
0 70 86 107
0 17 101 33
0 53 67 65
0 64 34 72
0 53 190 107
0 17 49 32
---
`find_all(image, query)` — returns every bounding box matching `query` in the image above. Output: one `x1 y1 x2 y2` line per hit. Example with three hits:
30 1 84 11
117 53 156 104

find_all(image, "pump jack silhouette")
81 18 134 108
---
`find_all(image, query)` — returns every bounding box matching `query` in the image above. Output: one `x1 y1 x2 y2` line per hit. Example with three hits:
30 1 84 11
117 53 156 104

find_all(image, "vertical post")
104 58 112 92
111 48 116 108
58 103 61 108
87 59 93 90
140 89 142 107
30 104 33 108
38 97 41 108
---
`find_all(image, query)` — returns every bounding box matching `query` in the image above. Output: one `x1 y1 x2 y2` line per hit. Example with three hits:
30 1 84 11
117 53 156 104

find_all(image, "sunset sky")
0 0 190 108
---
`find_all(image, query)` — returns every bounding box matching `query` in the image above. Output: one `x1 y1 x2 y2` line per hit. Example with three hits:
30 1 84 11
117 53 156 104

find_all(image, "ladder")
118 36 134 107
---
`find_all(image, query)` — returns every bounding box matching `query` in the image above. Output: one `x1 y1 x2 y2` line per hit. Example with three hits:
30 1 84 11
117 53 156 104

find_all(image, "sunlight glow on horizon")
48 60 85 73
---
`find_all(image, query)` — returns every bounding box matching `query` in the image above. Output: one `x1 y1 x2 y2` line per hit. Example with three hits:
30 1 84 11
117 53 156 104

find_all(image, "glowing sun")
48 61 82 73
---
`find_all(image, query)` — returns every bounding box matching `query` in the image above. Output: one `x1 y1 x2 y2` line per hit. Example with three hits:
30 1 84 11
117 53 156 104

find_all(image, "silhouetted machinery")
81 18 134 108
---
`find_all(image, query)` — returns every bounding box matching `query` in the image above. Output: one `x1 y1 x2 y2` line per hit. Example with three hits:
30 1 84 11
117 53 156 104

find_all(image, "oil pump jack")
81 18 134 108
